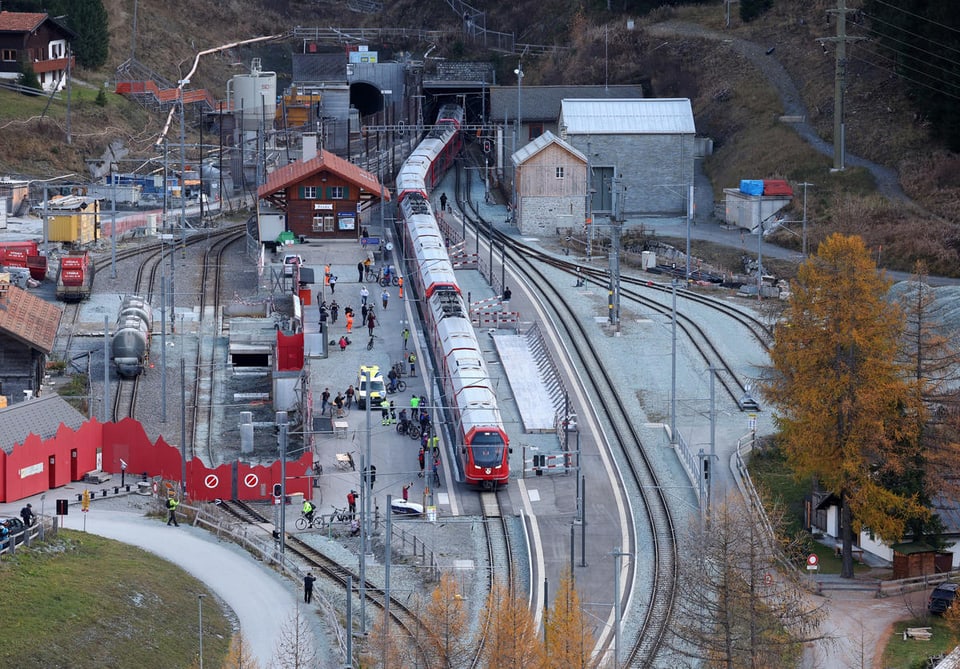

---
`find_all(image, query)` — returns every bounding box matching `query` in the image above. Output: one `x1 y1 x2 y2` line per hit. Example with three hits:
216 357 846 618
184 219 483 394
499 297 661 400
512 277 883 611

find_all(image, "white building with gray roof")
559 98 696 217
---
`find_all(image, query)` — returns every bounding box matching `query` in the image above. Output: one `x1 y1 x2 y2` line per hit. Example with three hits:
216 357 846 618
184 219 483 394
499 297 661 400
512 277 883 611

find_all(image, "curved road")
646 20 909 203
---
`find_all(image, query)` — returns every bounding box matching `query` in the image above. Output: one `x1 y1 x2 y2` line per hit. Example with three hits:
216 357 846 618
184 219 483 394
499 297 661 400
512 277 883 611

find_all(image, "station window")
328 186 347 200
555 167 565 180
312 214 334 232
302 186 318 200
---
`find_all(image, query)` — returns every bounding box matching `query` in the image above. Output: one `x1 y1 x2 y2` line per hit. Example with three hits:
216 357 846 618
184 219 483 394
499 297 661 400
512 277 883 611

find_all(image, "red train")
396 105 510 488
56 250 95 301
0 241 48 281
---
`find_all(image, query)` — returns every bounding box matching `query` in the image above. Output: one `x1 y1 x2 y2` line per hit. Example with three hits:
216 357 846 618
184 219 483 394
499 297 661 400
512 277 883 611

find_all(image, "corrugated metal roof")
560 98 695 135
0 284 62 354
258 149 390 201
490 85 644 123
0 395 87 454
511 130 587 166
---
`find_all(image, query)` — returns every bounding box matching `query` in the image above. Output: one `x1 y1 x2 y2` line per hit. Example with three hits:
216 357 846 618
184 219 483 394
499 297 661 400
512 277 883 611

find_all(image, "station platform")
490 331 562 433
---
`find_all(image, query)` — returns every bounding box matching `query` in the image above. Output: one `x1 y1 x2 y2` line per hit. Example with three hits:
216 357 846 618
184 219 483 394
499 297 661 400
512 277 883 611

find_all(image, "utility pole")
799 182 814 256
817 0 865 172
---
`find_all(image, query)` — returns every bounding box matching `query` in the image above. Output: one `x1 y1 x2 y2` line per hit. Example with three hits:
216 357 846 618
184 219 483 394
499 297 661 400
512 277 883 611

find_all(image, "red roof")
258 149 390 201
0 11 47 32
0 285 63 354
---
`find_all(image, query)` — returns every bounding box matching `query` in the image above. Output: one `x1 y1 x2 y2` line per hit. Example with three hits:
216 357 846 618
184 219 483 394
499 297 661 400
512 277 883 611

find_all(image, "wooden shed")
891 542 938 580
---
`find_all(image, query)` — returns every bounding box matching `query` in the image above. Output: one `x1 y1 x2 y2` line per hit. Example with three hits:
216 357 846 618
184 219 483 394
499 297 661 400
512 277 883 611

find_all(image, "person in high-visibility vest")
380 397 391 426
302 499 315 525
166 497 180 526
398 276 404 299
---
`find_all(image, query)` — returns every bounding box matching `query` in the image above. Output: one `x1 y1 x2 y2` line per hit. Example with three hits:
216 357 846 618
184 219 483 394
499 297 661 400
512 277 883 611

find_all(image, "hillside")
1 0 957 274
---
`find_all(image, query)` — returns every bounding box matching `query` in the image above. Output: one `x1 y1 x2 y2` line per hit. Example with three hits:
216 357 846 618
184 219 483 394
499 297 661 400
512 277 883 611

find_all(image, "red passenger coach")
396 103 510 488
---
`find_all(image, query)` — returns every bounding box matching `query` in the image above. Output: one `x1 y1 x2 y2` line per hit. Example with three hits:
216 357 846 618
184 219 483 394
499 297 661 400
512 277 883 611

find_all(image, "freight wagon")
55 250 95 301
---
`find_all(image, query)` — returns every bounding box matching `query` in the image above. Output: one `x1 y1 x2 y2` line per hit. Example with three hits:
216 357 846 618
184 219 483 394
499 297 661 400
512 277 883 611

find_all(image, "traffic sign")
806 553 819 570
81 489 90 512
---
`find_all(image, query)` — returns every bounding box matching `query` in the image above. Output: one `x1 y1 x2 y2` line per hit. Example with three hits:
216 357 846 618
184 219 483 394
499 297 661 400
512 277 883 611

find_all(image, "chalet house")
511 131 588 236
0 11 76 93
257 138 389 241
0 282 63 405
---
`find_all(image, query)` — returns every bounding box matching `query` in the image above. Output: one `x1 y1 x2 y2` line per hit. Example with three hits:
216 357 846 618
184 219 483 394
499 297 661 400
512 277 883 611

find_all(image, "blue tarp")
739 179 764 196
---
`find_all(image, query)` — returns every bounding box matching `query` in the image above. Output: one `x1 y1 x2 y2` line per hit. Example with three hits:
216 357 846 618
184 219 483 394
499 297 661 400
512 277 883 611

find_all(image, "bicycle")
379 275 400 287
295 513 321 531
407 422 422 440
364 268 379 282
334 403 350 418
386 379 407 394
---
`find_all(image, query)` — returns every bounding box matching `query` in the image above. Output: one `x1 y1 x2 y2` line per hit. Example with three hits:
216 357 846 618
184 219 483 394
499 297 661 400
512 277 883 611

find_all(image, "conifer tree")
764 233 927 577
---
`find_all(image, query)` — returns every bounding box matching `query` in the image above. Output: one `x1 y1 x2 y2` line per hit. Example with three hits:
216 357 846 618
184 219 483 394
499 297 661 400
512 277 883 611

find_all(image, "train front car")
450 350 509 487
432 305 510 487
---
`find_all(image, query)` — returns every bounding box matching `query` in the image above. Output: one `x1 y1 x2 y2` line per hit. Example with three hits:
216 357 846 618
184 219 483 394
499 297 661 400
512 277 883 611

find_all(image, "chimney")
302 133 318 162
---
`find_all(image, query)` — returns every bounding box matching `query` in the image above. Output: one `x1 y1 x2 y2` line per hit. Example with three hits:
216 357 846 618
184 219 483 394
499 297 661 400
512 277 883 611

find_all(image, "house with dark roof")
257 140 389 241
0 283 63 404
0 10 76 92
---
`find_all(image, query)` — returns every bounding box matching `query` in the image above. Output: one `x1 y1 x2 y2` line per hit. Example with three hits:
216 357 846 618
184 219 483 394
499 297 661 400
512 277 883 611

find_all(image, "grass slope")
0 531 231 668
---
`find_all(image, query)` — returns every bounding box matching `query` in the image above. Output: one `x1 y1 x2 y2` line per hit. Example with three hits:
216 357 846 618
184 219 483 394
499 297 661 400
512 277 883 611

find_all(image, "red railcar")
0 240 47 280
56 250 95 301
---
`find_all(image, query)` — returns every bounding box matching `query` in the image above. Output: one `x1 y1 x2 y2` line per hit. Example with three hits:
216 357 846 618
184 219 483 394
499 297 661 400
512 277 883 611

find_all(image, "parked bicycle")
397 418 421 440
364 267 379 282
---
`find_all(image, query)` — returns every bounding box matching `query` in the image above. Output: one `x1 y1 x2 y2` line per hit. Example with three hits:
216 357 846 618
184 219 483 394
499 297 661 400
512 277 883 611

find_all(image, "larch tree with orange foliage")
764 233 927 578
222 629 260 669
424 571 473 668
475 579 544 668
543 569 596 669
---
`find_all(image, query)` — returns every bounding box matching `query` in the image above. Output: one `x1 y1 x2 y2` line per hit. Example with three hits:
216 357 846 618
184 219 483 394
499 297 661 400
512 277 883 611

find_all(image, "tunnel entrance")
350 81 383 117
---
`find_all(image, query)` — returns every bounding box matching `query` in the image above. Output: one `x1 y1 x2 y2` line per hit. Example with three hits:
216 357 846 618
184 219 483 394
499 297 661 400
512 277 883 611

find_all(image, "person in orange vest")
345 309 354 333
324 264 331 285
398 276 404 298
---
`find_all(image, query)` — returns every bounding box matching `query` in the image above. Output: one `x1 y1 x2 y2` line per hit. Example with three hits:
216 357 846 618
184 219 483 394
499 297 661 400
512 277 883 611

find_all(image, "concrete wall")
569 132 695 216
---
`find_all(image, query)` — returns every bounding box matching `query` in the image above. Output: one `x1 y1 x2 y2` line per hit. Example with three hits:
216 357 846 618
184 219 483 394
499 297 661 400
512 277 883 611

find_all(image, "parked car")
927 582 959 615
0 516 26 548
356 364 385 409
282 254 303 277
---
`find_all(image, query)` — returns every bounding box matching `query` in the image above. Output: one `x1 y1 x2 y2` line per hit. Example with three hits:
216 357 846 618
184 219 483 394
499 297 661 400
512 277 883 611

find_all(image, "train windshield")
471 431 505 467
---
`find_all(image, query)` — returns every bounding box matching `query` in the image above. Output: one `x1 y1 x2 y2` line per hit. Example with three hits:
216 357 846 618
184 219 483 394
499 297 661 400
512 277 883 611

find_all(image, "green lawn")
0 530 231 667
880 615 958 669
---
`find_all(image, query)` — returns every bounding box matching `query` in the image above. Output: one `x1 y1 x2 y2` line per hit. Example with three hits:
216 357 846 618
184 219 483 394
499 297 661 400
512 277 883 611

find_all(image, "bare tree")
667 498 827 668
271 605 318 669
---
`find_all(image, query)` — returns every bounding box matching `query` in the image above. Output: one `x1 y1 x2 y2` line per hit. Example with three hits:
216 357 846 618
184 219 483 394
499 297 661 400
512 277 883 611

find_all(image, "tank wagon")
55 250 95 301
112 295 153 377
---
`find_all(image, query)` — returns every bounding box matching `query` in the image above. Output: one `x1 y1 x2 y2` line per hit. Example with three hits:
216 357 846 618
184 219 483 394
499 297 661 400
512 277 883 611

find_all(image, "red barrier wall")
1 418 313 503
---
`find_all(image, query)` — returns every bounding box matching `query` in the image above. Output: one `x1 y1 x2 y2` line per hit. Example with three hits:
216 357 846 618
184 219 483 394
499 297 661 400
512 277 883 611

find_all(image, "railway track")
192 231 244 466
470 491 515 666
216 499 431 665
508 243 772 407
455 172 677 665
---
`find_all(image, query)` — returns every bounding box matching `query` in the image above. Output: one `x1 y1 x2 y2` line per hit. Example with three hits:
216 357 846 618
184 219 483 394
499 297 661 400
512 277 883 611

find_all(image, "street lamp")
197 593 206 669
513 62 523 148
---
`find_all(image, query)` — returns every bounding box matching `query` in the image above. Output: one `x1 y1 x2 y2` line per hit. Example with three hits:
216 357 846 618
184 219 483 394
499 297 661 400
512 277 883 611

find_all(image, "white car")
282 254 303 276
391 499 424 516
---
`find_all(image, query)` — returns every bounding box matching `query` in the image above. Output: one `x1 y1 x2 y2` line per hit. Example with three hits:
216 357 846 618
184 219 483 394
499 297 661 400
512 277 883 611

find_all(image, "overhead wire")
867 0 960 38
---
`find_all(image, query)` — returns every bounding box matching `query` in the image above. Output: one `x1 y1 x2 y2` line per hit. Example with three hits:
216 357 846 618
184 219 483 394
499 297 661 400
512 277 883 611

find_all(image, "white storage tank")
229 58 277 132
641 250 656 270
